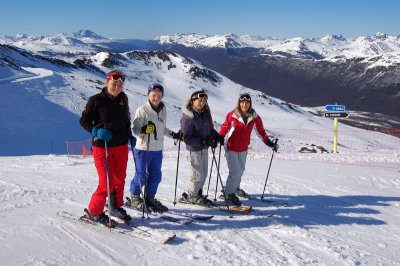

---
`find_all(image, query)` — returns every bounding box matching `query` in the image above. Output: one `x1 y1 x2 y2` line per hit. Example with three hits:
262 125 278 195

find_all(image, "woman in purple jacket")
179 91 223 206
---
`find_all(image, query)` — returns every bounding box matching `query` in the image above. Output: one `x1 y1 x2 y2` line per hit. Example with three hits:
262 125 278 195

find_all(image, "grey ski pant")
186 149 209 198
224 150 247 195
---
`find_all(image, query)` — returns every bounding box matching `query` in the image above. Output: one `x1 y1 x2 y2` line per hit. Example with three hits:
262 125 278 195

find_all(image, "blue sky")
2 0 399 39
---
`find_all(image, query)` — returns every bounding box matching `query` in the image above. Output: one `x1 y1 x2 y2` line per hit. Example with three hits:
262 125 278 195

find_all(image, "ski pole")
130 141 150 219
206 149 214 197
173 131 182 206
213 143 223 201
143 132 151 218
211 145 232 217
214 143 222 201
261 139 278 199
104 141 112 229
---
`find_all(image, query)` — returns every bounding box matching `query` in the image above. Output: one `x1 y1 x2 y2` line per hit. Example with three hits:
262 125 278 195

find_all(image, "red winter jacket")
219 108 269 152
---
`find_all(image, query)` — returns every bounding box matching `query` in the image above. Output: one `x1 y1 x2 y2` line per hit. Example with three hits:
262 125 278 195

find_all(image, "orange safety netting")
66 138 93 158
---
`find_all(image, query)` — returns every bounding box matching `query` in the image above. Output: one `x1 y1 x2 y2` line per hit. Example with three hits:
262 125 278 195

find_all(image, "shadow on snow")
133 194 400 234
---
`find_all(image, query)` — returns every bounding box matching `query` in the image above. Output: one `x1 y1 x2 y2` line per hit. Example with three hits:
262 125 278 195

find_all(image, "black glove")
140 121 155 135
172 131 184 141
217 134 224 145
265 138 279 152
202 135 217 148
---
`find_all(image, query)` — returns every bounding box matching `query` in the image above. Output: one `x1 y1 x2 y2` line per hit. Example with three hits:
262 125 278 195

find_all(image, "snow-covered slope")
0 43 323 155
0 36 399 157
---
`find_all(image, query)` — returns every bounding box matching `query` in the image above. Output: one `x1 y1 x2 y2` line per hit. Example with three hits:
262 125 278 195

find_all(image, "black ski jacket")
79 87 130 147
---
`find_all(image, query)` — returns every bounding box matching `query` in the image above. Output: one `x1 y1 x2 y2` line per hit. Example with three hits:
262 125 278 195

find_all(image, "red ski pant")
88 144 128 215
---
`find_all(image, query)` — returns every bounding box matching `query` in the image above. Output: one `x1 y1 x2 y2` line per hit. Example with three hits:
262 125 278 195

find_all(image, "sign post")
333 118 338 153
324 105 348 153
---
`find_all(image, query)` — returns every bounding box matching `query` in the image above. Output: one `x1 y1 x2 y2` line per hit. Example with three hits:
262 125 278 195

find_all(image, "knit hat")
148 83 164 96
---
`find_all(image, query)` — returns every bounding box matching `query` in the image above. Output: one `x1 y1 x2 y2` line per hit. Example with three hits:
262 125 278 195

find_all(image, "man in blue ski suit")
129 83 182 213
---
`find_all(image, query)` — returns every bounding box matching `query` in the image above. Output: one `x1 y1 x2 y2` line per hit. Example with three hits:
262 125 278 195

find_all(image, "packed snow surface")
0 150 399 265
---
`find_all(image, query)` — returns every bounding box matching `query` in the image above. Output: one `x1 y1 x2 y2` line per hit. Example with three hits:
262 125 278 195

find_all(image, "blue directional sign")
325 105 345 112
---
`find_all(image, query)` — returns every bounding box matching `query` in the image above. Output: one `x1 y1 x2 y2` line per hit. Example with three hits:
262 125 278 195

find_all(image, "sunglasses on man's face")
239 94 251 102
107 73 125 83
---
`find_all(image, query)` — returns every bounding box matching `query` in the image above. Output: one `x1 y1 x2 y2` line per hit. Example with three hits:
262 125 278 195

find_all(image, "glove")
172 131 184 141
92 127 112 142
128 128 136 148
265 138 279 152
140 121 155 135
217 134 224 145
202 135 217 148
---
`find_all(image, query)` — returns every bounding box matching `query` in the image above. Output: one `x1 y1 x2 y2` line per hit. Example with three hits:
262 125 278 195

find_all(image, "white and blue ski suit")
129 101 174 195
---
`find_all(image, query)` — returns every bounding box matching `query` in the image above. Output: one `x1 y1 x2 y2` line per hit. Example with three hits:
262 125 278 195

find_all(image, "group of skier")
79 70 278 227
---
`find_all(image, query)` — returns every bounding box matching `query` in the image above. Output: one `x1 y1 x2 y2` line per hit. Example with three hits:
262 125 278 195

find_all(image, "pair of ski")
171 196 253 215
211 193 289 208
243 195 289 207
124 197 214 225
206 202 253 215
253 198 289 207
57 211 176 244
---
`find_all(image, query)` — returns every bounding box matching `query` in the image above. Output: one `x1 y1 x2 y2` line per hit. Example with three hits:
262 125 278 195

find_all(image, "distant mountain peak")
14 33 28 39
224 33 239 39
72 30 106 40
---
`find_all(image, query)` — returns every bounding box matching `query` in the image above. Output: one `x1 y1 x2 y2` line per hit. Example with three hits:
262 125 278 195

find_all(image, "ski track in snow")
11 67 54 83
1 154 400 265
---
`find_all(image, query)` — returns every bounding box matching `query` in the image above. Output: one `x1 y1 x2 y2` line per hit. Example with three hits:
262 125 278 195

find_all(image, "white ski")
57 211 176 244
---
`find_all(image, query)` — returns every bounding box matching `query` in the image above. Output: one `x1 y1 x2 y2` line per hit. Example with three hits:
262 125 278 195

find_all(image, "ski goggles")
107 72 125 83
239 94 251 102
191 92 208 101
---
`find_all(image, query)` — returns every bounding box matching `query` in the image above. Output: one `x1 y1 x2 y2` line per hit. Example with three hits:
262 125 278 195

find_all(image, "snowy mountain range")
4 30 398 117
1 30 400 156
149 33 400 118
154 32 400 64
3 31 400 64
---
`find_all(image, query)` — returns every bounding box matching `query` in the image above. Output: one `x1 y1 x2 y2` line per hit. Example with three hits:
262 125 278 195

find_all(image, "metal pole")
206 150 215 197
130 141 150 219
213 144 223 201
105 141 112 229
261 150 275 199
143 133 151 217
173 136 181 206
212 145 232 217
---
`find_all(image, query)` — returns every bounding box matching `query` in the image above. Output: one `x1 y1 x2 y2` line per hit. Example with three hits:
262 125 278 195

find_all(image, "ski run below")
0 151 399 265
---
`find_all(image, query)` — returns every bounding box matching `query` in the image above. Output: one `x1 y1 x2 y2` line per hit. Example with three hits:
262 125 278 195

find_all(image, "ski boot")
109 190 131 221
235 188 250 199
127 194 146 211
145 194 169 213
226 193 242 207
109 207 131 221
83 208 117 228
180 191 214 207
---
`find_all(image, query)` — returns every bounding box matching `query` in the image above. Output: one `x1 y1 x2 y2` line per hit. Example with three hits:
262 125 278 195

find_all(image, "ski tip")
163 234 176 244
193 215 214 221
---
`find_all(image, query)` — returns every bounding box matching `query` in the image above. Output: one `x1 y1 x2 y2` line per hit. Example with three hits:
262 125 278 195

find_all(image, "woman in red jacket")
219 93 278 206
